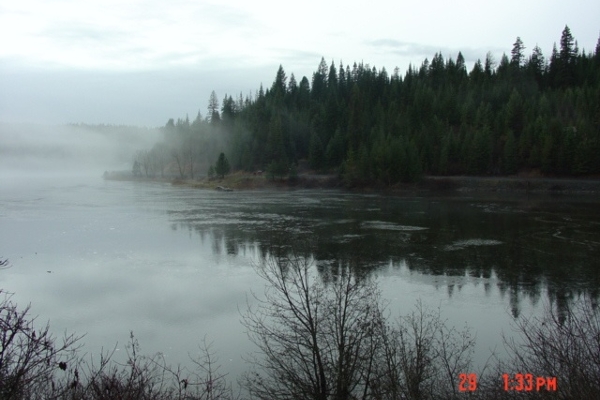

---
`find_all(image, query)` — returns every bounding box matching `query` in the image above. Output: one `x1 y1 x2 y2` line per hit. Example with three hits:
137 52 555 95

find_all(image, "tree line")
135 26 600 186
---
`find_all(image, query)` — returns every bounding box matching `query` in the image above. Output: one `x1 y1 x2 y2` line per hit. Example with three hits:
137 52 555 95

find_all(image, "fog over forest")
5 26 600 186
0 123 160 177
2 2 600 399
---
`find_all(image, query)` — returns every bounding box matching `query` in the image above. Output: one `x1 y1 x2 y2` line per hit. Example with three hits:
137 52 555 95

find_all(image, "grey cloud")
272 48 325 68
148 49 208 65
367 38 506 65
171 2 266 39
41 23 129 45
0 64 277 126
33 2 265 69
200 3 257 28
368 39 443 56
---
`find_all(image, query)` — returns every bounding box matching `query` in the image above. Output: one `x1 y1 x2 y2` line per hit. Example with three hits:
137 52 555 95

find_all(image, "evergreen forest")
148 26 600 186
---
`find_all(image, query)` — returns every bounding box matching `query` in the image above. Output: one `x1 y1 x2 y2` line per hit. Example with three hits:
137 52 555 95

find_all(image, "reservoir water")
1 174 599 385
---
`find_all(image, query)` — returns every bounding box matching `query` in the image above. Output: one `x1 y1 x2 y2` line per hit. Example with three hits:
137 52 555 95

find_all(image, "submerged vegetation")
133 26 600 188
2 253 599 399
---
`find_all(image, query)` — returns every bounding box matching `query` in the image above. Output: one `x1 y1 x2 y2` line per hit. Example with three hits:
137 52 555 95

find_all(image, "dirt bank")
171 171 342 190
104 170 600 194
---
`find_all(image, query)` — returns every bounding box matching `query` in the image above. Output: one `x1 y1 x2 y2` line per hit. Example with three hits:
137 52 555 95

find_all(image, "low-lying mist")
0 122 161 179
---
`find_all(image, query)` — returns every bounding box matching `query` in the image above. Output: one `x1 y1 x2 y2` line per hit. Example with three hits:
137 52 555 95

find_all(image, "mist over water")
0 122 160 179
1 123 600 388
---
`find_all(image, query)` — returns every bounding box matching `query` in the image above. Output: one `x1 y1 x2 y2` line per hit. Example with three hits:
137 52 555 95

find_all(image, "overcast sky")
1 0 599 127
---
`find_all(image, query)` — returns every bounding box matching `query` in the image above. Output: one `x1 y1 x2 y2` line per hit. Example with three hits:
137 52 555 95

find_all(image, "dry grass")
172 172 272 190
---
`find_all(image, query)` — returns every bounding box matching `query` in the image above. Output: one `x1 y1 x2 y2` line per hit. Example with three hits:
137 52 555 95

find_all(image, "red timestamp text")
502 373 557 392
458 373 477 392
457 373 557 393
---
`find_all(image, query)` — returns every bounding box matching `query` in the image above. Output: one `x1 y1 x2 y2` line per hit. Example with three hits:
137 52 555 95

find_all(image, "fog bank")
0 122 160 178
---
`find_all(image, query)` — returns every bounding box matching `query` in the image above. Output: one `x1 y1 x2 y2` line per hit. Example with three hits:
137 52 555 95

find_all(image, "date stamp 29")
458 373 477 392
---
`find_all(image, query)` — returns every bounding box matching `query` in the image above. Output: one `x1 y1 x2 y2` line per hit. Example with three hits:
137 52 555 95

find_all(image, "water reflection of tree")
169 196 600 313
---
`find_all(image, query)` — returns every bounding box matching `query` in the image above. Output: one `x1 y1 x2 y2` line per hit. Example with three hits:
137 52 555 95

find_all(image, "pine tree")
556 25 577 87
148 26 600 183
132 160 141 177
309 131 326 170
484 52 496 77
215 152 230 179
326 128 346 167
347 84 364 151
560 128 577 174
208 91 220 124
341 148 358 187
528 45 546 86
287 73 298 97
266 159 289 181
505 89 524 136
471 126 492 174
497 54 511 78
439 135 450 175
357 144 371 183
297 77 310 109
560 25 577 64
503 131 518 174
470 59 484 83
404 139 422 182
338 61 347 97
221 95 235 126
541 135 554 173
271 65 287 99
429 53 445 88
455 52 467 82
511 37 526 67
328 61 338 92
266 115 289 178
312 57 328 101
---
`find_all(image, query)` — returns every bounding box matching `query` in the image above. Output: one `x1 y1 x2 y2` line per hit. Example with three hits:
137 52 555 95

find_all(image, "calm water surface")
1 175 599 383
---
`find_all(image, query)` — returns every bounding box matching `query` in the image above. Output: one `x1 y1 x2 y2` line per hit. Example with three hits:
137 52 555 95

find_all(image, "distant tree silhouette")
139 26 600 185
215 152 230 179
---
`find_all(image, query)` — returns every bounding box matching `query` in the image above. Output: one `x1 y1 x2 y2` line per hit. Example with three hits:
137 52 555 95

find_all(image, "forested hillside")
141 26 600 186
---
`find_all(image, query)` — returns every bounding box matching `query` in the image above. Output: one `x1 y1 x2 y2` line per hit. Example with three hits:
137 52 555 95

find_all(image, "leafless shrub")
185 337 239 400
495 295 600 399
7 251 597 400
0 289 82 400
241 246 387 400
61 333 238 400
372 300 478 400
76 332 170 400
1 256 236 400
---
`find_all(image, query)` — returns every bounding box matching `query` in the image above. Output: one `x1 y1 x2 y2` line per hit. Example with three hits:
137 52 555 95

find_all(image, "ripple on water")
444 239 503 251
361 221 429 231
331 234 365 243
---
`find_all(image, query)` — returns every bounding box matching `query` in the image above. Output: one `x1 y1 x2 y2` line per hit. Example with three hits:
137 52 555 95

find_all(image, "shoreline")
103 171 600 195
